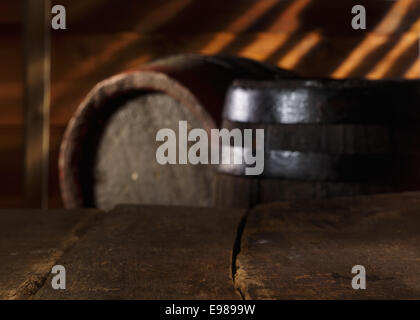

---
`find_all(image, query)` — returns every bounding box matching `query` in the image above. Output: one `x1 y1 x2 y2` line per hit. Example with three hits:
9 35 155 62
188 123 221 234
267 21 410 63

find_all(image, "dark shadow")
54 0 167 33
156 0 256 33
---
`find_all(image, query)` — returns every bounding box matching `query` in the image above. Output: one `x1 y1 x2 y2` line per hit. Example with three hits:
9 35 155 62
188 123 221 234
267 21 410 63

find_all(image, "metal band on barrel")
217 146 392 181
223 80 420 124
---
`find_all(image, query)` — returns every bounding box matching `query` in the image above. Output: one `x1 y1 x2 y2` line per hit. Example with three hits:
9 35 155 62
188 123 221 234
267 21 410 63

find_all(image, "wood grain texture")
34 205 245 300
0 209 102 299
235 192 420 299
93 93 213 210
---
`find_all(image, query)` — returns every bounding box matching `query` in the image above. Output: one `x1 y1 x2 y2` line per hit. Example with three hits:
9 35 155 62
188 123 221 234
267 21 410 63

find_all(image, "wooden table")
2 192 420 299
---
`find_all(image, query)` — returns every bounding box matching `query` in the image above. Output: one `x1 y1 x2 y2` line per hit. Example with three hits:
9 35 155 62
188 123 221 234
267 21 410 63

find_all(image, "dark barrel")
214 78 420 208
60 54 295 210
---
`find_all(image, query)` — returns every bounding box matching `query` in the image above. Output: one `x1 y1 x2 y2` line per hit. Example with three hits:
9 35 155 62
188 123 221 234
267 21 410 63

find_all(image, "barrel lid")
223 78 420 124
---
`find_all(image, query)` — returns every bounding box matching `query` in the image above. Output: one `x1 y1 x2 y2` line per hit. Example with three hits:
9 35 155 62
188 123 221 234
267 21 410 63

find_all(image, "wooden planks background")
0 0 419 207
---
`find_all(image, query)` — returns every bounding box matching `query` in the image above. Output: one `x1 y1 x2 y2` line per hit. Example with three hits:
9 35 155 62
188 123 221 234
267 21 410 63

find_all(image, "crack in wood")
231 210 250 300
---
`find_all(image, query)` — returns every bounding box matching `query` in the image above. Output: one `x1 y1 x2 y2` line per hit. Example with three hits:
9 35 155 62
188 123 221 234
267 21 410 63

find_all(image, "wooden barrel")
214 78 420 208
60 54 295 210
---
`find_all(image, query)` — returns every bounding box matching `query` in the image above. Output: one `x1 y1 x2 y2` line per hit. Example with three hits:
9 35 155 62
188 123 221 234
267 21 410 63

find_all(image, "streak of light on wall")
237 33 290 61
404 55 420 78
367 18 420 78
277 31 321 69
331 0 415 78
237 0 312 60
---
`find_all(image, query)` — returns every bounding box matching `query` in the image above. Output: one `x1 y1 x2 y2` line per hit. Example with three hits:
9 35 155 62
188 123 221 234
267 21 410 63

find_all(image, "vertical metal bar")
23 0 51 208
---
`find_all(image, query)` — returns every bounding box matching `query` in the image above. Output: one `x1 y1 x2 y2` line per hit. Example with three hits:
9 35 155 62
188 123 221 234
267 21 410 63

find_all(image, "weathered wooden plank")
0 1 20 26
235 192 420 299
0 209 102 300
34 205 245 299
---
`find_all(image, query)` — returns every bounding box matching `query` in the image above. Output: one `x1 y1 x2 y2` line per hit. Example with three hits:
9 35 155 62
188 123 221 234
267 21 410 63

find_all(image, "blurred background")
0 0 419 208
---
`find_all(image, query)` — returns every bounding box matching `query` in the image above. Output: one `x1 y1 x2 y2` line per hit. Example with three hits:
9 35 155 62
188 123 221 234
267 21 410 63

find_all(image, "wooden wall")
0 0 419 208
